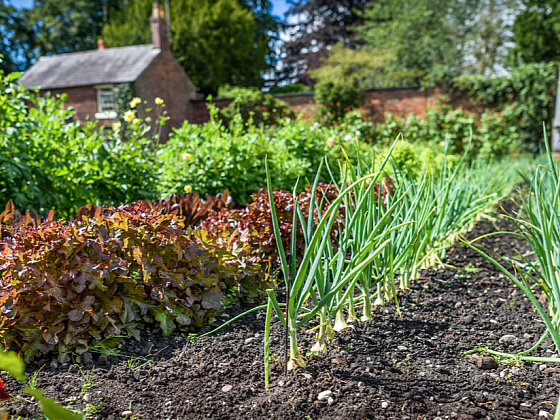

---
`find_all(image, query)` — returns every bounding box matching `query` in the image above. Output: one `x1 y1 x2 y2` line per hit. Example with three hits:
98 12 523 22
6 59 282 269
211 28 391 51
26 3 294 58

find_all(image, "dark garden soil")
3 198 560 420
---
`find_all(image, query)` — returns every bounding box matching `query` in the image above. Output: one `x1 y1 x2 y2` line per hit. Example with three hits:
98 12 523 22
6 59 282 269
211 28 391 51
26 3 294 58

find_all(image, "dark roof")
19 45 161 89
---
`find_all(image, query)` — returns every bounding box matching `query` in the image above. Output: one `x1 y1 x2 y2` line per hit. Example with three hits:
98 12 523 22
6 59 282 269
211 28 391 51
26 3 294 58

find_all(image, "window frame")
94 84 117 119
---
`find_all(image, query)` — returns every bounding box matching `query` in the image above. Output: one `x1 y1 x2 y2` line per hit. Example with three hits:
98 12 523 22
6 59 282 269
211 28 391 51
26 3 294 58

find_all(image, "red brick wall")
188 87 480 125
189 98 235 124
134 50 197 140
39 86 113 127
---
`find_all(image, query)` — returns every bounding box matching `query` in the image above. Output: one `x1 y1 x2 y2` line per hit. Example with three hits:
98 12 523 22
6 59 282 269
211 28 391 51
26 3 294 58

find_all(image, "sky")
7 0 31 7
271 0 290 17
8 0 291 15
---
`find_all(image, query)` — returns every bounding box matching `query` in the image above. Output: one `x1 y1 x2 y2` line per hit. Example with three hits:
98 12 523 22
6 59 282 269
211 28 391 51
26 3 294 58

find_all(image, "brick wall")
40 86 113 127
188 87 480 125
134 50 197 140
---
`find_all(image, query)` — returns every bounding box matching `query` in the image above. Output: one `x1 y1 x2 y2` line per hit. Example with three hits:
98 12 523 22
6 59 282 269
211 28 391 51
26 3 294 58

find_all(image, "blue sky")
7 0 32 8
271 0 290 17
8 0 291 16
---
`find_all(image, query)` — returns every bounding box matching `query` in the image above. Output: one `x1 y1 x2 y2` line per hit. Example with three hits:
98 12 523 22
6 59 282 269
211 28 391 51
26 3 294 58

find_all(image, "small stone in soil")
435 366 451 375
499 334 517 345
222 385 233 392
244 337 257 345
381 401 389 409
463 315 474 324
472 354 498 370
540 410 554 419
121 411 133 417
543 368 557 375
317 390 332 401
397 345 408 351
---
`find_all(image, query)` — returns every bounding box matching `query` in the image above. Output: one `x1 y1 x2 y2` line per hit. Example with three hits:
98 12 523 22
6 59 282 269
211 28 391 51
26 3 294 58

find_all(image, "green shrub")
157 107 376 206
269 83 312 94
217 85 293 126
438 61 558 152
375 106 521 159
0 71 158 218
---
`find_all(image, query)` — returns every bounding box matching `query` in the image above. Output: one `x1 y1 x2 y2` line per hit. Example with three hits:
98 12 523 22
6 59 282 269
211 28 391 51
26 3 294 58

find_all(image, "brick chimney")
150 2 169 51
97 39 106 50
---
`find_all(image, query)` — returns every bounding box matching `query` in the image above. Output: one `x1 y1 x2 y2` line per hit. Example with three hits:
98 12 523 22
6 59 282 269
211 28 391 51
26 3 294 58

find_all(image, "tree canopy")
102 0 274 94
511 0 560 63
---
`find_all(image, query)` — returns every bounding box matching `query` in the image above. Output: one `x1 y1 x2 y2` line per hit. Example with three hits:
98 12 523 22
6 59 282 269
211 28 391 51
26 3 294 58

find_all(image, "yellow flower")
129 97 142 108
155 97 164 105
112 122 121 131
182 153 192 160
184 185 192 193
124 110 135 122
132 118 141 125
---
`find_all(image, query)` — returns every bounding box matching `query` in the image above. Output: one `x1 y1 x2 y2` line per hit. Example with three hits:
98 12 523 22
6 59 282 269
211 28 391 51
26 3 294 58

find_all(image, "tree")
356 0 520 86
278 0 368 85
308 43 395 119
511 0 560 63
0 1 36 73
102 0 270 94
26 0 121 57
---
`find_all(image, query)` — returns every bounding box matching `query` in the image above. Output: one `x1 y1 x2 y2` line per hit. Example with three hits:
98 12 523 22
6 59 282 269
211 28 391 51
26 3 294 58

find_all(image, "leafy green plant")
449 61 558 152
0 71 158 218
217 85 293 126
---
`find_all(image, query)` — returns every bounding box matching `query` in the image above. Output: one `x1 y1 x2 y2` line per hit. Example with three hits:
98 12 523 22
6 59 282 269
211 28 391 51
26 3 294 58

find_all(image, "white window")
95 85 117 119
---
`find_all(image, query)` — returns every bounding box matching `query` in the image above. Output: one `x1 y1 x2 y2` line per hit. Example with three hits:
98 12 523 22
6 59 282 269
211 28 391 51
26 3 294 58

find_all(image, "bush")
157 109 377 207
375 106 521 159
441 61 558 152
0 72 158 218
217 85 293 126
0 203 269 363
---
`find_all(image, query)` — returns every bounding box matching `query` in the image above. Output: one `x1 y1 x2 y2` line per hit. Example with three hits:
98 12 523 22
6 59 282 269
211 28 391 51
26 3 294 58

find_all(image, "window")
95 85 117 119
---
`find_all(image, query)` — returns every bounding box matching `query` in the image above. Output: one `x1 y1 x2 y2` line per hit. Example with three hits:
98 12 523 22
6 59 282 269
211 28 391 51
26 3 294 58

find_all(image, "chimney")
97 39 106 50
150 2 170 51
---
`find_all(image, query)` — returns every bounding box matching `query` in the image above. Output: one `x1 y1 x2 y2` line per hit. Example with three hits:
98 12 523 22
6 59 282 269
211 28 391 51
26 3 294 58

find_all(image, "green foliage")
269 83 311 94
157 106 376 206
217 86 292 126
112 83 135 123
309 43 393 120
0 72 158 218
0 203 269 363
27 0 121 56
452 62 558 151
357 0 517 84
103 0 269 95
0 3 35 73
376 106 521 159
512 0 560 63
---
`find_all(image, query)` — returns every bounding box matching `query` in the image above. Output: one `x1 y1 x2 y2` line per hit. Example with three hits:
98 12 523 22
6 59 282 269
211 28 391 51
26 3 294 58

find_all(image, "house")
18 3 196 140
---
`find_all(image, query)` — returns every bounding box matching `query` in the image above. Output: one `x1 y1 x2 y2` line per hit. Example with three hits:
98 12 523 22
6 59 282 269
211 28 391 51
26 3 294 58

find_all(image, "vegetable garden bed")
2 199 557 420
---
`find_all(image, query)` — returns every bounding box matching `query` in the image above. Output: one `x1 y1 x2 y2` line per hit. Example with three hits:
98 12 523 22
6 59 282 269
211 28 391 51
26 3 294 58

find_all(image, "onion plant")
263 139 412 372
464 135 560 419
